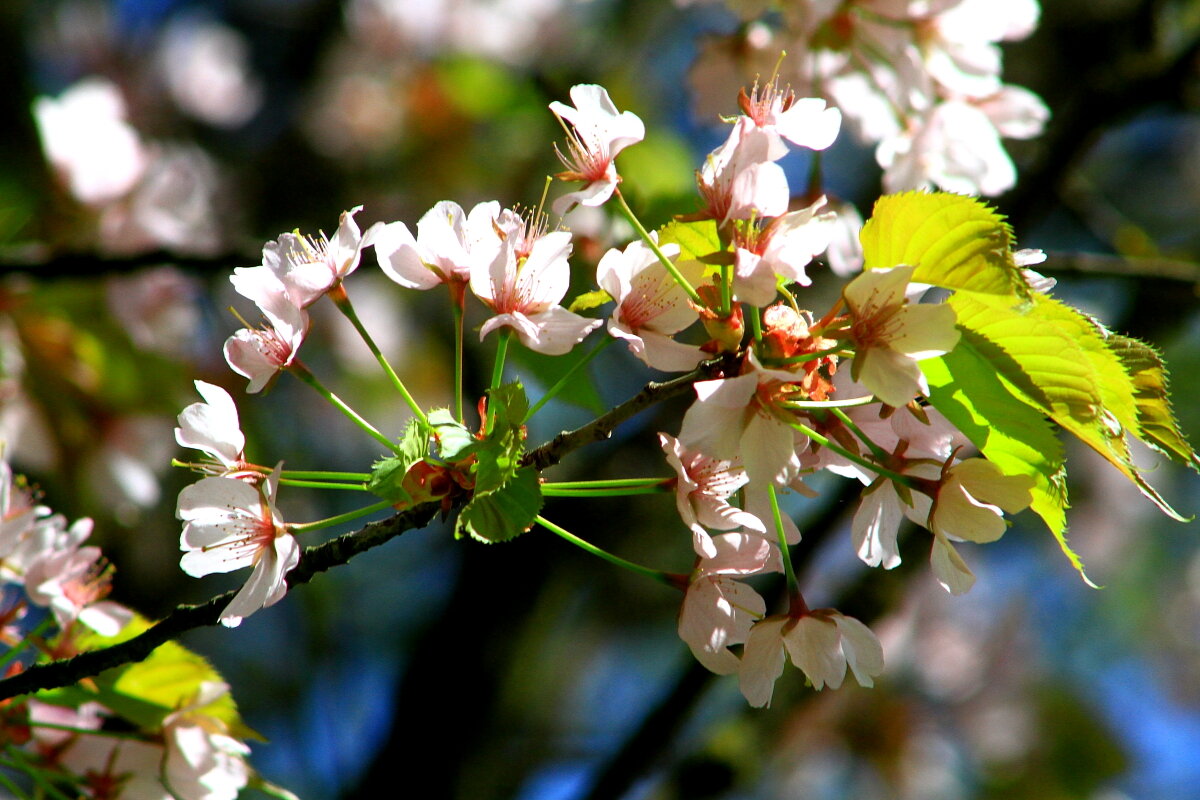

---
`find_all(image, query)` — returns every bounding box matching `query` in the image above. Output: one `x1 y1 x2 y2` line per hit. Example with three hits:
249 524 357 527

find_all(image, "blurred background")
2 0 1200 798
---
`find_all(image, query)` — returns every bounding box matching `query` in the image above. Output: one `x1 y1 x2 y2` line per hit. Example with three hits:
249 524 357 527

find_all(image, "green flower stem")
614 189 703 305
289 500 394 534
486 329 512 433
749 306 763 341
541 485 668 497
280 470 371 481
768 484 799 593
787 418 915 487
3 747 73 800
719 262 732 316
536 515 670 585
330 286 430 430
490 329 511 392
0 615 48 671
290 365 400 455
544 478 669 489
525 336 613 421
277 479 369 491
830 406 891 463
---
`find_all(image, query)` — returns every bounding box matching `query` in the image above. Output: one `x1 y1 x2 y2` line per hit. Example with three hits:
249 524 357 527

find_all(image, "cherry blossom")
660 433 765 558
678 532 772 675
177 466 299 627
223 268 310 393
260 207 380 308
596 238 705 371
731 197 836 305
678 355 810 488
550 84 645 215
162 682 252 800
469 212 602 355
24 518 133 636
374 200 502 297
175 381 256 480
739 608 884 706
738 80 842 159
697 117 789 225
32 78 148 205
843 265 959 407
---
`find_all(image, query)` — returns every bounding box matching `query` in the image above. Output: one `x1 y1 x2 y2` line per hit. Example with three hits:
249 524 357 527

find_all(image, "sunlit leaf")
1107 334 1200 472
922 343 1091 583
861 192 1028 297
950 292 1188 521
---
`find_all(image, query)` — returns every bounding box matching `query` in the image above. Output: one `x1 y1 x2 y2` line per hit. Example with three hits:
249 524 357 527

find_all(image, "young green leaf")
456 467 543 543
949 292 1189 521
1107 334 1200 472
861 192 1028 298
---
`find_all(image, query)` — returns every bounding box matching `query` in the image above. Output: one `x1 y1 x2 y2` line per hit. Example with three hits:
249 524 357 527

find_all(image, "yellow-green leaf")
568 288 613 313
657 219 722 270
949 292 1188 521
73 614 261 740
1107 334 1200 472
922 344 1092 583
861 192 1028 298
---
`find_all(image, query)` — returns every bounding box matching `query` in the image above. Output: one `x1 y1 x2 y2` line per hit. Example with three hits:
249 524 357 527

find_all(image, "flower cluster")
0 460 256 799
168 77 1050 710
688 0 1049 273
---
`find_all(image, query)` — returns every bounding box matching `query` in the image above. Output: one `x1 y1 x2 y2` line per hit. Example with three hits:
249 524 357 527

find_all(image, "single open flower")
177 465 299 627
175 381 256 480
549 84 645 215
261 206 380 307
470 212 601 354
843 264 959 407
597 238 705 371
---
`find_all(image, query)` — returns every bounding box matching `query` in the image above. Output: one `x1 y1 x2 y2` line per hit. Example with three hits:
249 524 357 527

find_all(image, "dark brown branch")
2 358 734 702
521 354 732 472
0 501 440 702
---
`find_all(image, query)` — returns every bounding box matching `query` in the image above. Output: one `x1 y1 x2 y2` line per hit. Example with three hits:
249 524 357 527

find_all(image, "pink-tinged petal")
78 601 133 637
739 617 789 707
175 380 244 466
515 307 602 355
852 481 904 569
833 615 885 688
609 325 705 373
732 250 779 306
374 221 442 290
930 532 976 595
726 161 789 222
679 576 763 675
223 331 282 394
178 475 261 521
775 98 842 151
854 338 928 407
678 373 759 454
514 231 574 310
783 615 846 690
551 176 618 216
703 532 774 576
217 533 298 628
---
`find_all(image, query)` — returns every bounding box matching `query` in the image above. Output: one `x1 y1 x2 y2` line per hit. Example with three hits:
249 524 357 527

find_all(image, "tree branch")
0 501 441 702
521 354 732 472
2 357 735 701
